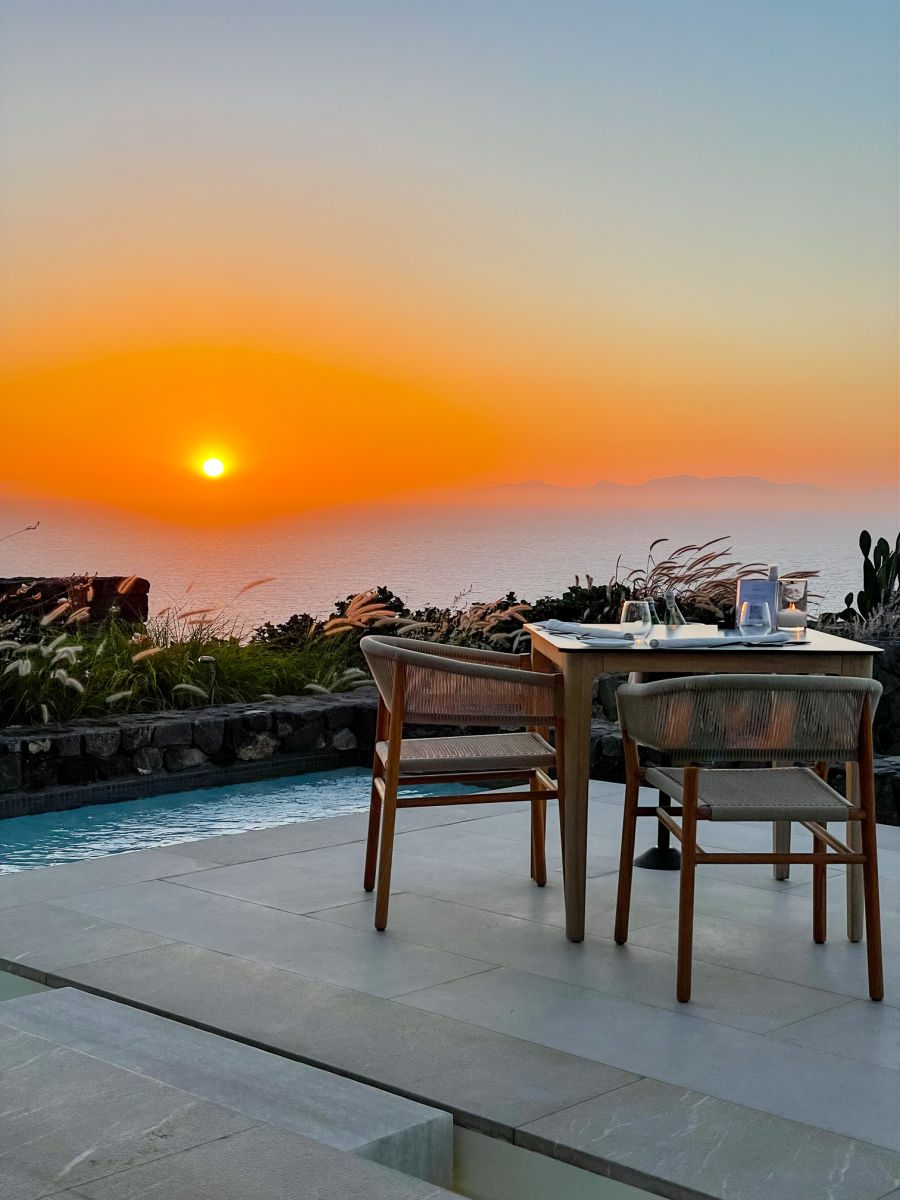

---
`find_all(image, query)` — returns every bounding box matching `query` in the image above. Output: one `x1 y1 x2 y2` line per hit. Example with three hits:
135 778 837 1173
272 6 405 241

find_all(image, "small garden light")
198 655 217 704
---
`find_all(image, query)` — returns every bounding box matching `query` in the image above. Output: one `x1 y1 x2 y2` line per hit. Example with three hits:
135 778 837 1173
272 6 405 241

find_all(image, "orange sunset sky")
0 2 897 524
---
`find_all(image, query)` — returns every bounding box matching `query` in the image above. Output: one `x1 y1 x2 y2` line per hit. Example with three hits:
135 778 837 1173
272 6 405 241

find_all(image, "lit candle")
776 602 806 630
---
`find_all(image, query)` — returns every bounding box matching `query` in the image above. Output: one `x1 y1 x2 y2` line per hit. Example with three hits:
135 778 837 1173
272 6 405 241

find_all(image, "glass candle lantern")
776 580 808 632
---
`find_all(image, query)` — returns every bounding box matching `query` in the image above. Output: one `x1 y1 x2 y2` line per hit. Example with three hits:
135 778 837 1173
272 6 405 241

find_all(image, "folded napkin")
648 632 793 649
576 637 640 648
534 620 634 640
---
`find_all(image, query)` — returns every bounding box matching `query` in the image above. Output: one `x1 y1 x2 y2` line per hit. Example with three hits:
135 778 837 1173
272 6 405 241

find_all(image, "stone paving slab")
49 880 492 998
162 800 532 866
54 940 639 1133
0 903 174 975
517 1078 900 1200
310 892 849 1034
767 995 900 1067
0 988 452 1186
64 1124 457 1200
396 966 900 1153
0 847 215 910
0 1022 456 1200
629 913 900 1005
0 1024 255 1199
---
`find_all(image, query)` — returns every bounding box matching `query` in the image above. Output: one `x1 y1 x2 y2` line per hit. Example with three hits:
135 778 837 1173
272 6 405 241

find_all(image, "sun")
201 457 225 478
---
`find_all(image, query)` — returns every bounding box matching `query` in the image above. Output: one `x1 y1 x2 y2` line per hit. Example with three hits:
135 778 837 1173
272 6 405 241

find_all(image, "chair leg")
812 834 827 944
860 809 884 1002
530 778 547 887
773 820 791 881
374 764 400 931
676 771 698 1003
614 771 640 945
363 784 382 893
366 699 389 893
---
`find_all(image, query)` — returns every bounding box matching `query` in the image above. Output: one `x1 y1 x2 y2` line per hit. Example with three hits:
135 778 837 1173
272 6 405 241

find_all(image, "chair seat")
645 765 854 823
377 731 555 776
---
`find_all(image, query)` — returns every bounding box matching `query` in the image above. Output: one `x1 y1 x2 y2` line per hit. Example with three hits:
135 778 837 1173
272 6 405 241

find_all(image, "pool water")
0 768 474 873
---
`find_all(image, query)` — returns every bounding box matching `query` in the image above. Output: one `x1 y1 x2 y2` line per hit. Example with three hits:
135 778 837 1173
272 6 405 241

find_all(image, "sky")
0 0 897 523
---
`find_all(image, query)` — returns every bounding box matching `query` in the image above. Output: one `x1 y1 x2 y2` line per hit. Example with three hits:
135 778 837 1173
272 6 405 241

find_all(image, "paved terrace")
2 782 900 1200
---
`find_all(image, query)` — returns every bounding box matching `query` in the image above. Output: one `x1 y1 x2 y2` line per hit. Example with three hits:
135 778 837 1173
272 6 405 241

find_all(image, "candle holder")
776 580 808 632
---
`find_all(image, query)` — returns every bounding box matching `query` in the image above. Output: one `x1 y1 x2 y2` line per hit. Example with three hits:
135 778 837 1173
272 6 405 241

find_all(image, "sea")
1 498 895 633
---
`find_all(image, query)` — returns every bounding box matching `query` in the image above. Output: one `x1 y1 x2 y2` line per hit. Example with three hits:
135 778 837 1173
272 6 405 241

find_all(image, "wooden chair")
613 673 884 1003
360 634 565 930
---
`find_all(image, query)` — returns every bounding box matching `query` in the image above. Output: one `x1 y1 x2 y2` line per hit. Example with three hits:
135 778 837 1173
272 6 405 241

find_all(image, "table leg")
773 821 791 881
561 657 593 942
846 761 864 942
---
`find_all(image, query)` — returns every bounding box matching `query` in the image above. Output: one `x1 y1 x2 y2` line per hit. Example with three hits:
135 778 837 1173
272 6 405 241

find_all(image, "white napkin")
648 632 793 649
577 637 640 648
534 620 634 640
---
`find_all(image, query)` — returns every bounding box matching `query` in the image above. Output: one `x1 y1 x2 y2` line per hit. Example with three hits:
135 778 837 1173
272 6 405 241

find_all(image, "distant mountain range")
465 474 899 511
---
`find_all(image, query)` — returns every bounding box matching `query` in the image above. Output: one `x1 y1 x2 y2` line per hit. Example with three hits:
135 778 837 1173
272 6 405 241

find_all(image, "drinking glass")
738 601 772 638
620 600 653 646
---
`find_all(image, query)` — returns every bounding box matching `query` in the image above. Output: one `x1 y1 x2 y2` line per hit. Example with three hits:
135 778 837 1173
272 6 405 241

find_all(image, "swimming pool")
0 768 474 873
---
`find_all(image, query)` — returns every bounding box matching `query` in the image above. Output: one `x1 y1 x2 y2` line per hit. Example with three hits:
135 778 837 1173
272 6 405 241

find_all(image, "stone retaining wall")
0 693 379 816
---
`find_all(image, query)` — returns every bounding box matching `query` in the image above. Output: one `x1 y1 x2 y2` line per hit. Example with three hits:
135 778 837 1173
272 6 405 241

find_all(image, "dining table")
526 622 880 943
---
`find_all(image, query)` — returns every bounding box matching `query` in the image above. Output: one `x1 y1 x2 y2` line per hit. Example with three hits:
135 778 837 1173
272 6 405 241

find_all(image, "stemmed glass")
738 601 772 639
620 600 653 646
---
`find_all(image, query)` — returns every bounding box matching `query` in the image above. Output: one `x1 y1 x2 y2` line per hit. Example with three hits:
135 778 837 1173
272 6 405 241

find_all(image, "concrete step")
0 986 452 1187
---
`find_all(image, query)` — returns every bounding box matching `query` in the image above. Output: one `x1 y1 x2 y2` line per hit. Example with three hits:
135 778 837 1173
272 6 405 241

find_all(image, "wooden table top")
525 623 879 669
526 623 876 654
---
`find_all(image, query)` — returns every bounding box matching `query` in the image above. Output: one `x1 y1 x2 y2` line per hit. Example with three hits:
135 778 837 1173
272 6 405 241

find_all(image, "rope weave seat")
645 765 853 823
376 731 556 775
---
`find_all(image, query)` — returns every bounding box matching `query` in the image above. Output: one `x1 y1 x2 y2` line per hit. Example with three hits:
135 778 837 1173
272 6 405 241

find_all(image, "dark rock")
222 715 247 752
275 719 294 739
58 758 99 786
23 754 58 791
0 751 22 792
243 710 271 733
236 733 278 761
331 728 358 752
96 754 134 780
192 719 224 756
153 720 192 748
53 732 83 757
869 637 900 756
133 746 164 775
164 746 209 771
282 723 325 753
593 673 625 721
120 723 152 751
589 719 625 783
829 758 900 827
83 729 122 758
326 701 354 730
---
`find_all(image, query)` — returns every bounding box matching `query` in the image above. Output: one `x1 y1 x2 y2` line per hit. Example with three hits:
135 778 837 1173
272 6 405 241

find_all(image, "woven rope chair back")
361 634 558 727
616 674 881 765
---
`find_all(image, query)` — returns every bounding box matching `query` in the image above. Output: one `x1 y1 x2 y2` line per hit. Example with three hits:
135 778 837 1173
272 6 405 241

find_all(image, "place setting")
531 576 812 649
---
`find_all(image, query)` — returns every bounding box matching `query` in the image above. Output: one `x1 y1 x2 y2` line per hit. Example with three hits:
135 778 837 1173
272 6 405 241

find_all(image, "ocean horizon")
1 490 895 630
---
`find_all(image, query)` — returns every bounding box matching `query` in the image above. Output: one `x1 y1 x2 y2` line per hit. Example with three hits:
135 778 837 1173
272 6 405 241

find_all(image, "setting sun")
202 457 224 478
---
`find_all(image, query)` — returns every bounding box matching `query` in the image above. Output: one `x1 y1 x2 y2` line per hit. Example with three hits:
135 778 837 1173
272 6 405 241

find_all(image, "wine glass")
738 601 772 639
620 600 653 646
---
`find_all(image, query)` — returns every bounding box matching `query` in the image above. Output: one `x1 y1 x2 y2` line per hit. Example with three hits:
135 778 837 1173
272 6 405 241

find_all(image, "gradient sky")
1 1 897 522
